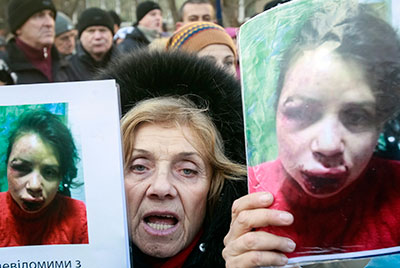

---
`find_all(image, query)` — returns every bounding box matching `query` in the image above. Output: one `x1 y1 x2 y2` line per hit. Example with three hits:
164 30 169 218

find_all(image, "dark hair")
6 110 79 193
178 0 214 21
108 10 121 27
275 7 400 123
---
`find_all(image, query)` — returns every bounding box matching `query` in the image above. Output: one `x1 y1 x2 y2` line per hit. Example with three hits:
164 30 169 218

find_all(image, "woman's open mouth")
301 169 348 196
22 199 45 212
143 213 179 235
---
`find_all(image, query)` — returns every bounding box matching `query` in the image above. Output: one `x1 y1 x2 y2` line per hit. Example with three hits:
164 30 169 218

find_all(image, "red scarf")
16 37 53 81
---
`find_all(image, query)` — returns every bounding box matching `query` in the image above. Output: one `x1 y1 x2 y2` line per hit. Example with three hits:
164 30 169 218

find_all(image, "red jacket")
249 157 400 257
0 191 88 247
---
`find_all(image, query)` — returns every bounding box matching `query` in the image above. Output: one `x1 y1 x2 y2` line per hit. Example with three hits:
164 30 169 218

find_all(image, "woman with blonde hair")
99 49 247 266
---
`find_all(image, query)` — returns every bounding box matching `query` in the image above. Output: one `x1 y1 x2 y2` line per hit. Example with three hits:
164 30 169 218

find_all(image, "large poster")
240 0 400 265
0 80 130 267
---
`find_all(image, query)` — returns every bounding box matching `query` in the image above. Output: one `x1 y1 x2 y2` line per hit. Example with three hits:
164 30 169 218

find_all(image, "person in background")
108 10 122 35
0 110 88 247
176 0 216 30
167 21 238 77
68 7 119 81
5 0 78 84
225 27 240 79
54 12 77 59
118 1 163 53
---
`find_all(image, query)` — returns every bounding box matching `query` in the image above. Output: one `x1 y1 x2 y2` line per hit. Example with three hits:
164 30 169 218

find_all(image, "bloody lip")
142 211 180 236
301 168 349 196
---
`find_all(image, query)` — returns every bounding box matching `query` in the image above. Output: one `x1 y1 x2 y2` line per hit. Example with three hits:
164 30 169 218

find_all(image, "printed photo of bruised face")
276 46 380 198
7 133 61 213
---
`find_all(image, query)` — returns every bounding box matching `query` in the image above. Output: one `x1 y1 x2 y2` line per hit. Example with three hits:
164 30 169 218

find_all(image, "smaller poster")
0 80 130 267
240 0 400 265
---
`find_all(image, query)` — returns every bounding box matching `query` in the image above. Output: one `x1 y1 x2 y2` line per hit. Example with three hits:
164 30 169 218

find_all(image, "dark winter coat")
118 27 150 53
5 38 78 84
68 43 120 81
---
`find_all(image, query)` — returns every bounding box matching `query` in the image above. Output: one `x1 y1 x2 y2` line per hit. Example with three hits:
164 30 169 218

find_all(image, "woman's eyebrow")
132 148 150 154
283 95 318 105
342 101 376 112
177 152 201 159
10 157 30 164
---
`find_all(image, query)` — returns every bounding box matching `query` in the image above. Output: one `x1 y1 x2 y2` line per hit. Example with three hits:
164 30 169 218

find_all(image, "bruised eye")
280 100 321 128
340 107 376 132
9 160 32 176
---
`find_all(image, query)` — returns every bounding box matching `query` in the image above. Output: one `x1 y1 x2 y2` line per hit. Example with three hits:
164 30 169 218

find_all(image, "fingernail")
259 192 272 203
279 254 288 265
279 212 293 223
287 239 296 252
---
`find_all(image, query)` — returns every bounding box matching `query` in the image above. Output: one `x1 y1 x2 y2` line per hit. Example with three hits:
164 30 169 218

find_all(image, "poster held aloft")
240 0 400 265
0 80 130 267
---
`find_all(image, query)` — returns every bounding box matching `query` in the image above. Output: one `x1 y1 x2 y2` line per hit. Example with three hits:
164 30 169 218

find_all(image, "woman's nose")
311 117 345 159
26 171 43 195
147 166 177 199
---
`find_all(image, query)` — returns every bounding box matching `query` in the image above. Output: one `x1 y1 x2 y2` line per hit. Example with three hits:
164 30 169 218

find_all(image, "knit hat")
136 1 161 25
55 12 74 37
166 22 237 61
77 7 114 37
7 0 57 34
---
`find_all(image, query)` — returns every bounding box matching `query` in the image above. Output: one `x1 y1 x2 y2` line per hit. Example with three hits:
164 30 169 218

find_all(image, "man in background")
54 12 77 59
176 0 216 29
69 7 119 81
108 10 122 35
118 1 163 52
5 0 77 83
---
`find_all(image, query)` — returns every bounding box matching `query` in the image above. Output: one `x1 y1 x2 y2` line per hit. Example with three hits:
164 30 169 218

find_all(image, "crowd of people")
0 0 234 85
0 0 400 267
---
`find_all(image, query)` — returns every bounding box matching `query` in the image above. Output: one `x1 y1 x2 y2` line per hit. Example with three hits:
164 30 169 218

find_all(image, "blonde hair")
121 96 246 211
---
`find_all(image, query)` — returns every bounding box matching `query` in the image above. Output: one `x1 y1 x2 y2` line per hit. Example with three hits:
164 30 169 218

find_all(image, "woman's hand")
222 192 295 268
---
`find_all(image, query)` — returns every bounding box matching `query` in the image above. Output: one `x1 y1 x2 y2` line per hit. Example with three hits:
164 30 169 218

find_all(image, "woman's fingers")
223 192 296 268
225 230 296 255
225 207 294 245
224 250 289 268
223 231 295 268
231 192 275 223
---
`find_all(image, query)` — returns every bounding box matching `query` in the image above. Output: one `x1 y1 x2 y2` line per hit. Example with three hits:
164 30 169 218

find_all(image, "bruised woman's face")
7 133 61 213
276 47 380 198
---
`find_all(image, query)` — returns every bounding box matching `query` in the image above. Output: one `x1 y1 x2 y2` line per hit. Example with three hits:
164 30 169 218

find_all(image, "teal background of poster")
0 103 67 192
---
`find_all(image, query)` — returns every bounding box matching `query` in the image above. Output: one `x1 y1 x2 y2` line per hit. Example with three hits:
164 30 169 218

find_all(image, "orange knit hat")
166 21 237 61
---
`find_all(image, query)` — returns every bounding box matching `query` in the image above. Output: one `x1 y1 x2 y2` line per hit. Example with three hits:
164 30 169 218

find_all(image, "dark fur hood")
98 49 246 164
